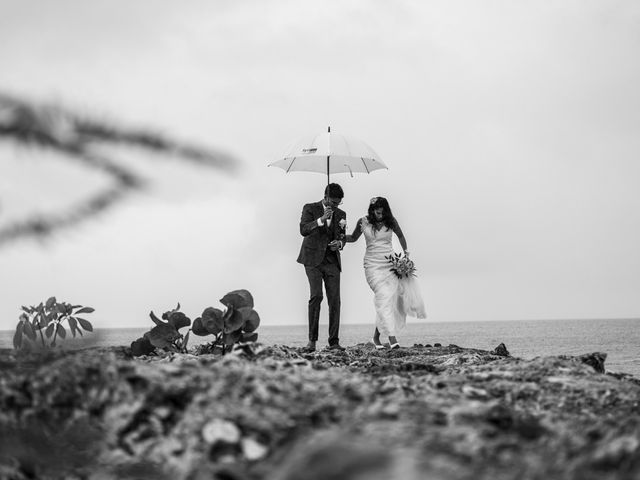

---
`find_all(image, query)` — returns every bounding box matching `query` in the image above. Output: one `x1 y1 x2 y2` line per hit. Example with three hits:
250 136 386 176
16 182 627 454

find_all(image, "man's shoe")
327 344 346 351
303 341 316 352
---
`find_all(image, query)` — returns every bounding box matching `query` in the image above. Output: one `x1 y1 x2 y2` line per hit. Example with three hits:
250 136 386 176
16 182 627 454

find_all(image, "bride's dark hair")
367 197 395 230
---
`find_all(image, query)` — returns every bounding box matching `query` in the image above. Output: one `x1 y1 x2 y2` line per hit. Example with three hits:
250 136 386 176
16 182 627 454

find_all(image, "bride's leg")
373 328 381 342
372 328 384 348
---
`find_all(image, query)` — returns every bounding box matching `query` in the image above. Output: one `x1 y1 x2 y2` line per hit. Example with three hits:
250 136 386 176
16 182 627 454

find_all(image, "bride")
345 196 426 349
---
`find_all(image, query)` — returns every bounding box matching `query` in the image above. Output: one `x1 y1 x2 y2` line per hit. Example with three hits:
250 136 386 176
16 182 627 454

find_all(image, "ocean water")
2 318 639 376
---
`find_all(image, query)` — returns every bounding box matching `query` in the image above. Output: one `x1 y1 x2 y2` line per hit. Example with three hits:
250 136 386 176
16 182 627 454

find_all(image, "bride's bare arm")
391 218 409 254
345 218 363 243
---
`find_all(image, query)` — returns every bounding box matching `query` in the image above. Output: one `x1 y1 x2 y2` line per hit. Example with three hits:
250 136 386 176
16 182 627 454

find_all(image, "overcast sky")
1 0 639 331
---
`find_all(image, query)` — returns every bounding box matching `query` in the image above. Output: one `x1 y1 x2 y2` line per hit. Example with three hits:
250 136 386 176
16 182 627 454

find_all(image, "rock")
241 437 269 461
461 384 490 399
493 343 510 357
591 434 640 467
442 353 484 366
380 403 401 418
188 464 246 480
271 434 394 480
578 352 607 373
0 343 638 480
202 419 241 445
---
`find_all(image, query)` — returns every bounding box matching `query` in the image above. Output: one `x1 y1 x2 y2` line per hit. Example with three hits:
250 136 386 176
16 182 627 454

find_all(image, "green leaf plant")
130 303 191 357
192 289 261 356
13 297 94 350
131 289 261 357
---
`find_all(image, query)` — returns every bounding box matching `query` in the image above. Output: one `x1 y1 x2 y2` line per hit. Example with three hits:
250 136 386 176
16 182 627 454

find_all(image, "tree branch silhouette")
0 92 238 246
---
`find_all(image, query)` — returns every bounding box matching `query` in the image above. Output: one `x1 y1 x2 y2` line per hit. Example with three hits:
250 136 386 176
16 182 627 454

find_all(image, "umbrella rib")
285 157 296 173
361 157 370 174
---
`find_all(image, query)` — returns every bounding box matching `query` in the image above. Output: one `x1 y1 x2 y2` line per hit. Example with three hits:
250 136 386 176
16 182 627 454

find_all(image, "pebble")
462 385 490 399
202 419 241 445
241 437 269 461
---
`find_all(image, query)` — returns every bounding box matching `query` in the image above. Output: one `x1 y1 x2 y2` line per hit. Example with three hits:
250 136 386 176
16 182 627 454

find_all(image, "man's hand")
328 240 341 251
320 206 333 224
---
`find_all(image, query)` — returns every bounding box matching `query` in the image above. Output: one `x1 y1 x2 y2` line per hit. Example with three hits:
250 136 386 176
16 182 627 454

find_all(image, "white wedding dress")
361 217 426 338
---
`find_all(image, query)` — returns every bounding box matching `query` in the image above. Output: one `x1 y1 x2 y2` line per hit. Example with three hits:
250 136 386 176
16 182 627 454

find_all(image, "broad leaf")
77 317 93 332
161 302 182 320
191 317 208 336
149 310 164 326
223 329 242 346
241 332 258 343
74 306 95 314
13 324 23 349
239 307 260 333
220 289 254 310
162 303 182 321
45 297 56 309
22 320 37 340
45 323 55 338
224 307 245 334
76 307 96 315
57 324 67 339
130 336 154 356
202 307 224 334
144 324 180 349
167 311 191 330
68 316 78 337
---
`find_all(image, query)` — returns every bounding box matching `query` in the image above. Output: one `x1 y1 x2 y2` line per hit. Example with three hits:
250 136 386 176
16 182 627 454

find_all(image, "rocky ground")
0 342 639 480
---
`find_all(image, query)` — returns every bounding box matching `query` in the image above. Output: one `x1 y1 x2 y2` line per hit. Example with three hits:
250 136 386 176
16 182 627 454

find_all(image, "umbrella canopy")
269 127 388 184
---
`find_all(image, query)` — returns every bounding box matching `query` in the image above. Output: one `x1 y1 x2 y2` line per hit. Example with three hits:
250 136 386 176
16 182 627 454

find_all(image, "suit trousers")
304 253 340 345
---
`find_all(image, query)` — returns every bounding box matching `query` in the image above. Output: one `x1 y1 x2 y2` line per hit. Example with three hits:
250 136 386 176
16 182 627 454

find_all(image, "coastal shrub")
130 289 260 356
130 303 191 356
13 297 94 350
192 289 261 355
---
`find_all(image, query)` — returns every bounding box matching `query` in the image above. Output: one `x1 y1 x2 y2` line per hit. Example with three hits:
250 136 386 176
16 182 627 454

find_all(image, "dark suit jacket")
297 201 346 271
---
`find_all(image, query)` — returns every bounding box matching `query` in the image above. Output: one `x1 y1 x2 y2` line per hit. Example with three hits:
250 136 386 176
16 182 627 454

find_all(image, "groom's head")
324 183 344 208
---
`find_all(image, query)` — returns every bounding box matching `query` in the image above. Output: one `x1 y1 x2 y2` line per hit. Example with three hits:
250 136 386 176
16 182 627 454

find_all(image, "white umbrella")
269 126 388 185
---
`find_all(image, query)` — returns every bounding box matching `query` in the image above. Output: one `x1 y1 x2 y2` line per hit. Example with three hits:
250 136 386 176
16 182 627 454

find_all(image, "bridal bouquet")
386 252 417 278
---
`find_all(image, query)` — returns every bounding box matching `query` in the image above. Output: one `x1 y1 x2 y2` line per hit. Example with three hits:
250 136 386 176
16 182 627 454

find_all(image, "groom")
297 183 347 352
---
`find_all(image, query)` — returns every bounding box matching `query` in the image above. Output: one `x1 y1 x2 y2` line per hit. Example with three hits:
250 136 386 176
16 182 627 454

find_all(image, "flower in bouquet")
385 252 417 278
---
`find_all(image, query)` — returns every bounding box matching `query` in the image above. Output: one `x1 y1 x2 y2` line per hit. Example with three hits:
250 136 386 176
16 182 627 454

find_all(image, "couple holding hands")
297 183 426 352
